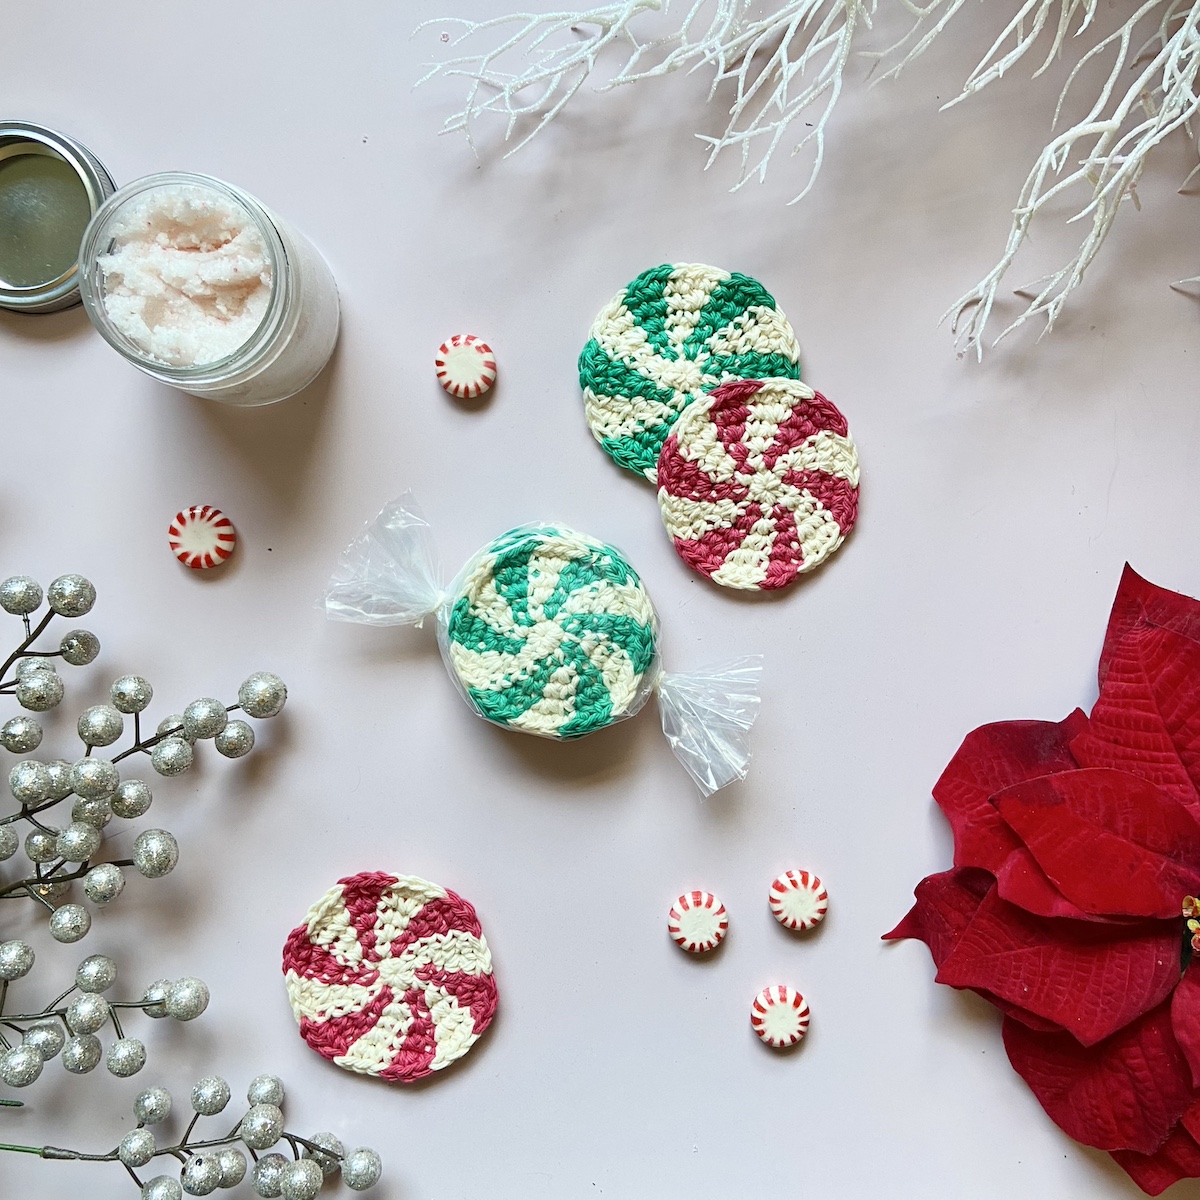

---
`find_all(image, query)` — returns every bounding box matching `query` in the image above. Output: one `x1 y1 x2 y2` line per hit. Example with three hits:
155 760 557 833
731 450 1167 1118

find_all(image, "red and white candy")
769 870 828 932
168 505 236 570
667 890 728 954
436 334 496 399
750 984 810 1048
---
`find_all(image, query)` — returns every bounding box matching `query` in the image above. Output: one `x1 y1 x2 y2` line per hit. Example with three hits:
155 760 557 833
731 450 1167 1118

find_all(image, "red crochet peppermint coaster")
282 871 498 1083
168 505 236 570
751 984 810 1048
667 890 728 954
769 870 828 932
657 377 859 590
436 333 496 399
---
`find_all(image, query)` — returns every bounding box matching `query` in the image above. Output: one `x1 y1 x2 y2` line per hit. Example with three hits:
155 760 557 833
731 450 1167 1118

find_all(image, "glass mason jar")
78 172 339 406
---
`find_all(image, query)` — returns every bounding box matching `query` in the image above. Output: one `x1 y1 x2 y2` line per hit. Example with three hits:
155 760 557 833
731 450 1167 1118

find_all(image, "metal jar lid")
0 121 115 314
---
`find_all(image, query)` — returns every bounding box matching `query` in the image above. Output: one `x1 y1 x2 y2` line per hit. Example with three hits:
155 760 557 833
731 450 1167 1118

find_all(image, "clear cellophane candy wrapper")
323 495 762 796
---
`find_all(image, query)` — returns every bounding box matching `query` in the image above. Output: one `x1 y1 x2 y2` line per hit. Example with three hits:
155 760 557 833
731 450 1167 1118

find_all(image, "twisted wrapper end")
656 655 763 797
322 493 446 628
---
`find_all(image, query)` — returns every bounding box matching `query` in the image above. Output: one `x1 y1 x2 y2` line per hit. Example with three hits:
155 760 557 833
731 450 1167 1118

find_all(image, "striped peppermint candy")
751 984 810 1048
769 870 828 932
657 377 859 591
444 526 659 740
282 871 498 1084
436 334 496 399
168 505 236 570
667 890 728 954
579 263 801 482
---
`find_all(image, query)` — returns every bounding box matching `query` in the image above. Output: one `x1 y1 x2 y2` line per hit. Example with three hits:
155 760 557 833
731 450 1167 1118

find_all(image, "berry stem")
0 608 57 680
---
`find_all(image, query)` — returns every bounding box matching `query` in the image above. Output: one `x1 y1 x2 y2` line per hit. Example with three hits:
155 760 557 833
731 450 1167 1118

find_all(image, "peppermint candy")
657 377 859 591
436 334 496 399
168 505 236 570
444 526 659 739
667 890 728 954
750 984 810 1048
282 871 498 1084
769 870 828 932
579 263 801 482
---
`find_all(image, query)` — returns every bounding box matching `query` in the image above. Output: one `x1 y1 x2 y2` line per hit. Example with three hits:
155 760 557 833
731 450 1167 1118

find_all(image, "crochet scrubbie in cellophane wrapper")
441 526 658 739
322 495 763 796
578 263 802 483
283 872 498 1084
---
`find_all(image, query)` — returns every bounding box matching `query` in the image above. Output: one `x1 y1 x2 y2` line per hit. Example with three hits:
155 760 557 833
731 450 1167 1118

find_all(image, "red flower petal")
995 848 1105 922
882 867 993 965
933 711 1089 873
985 995 1069 1033
993 768 1200 919
1110 1108 1200 1195
1073 626 1200 818
936 888 1180 1045
1003 1003 1194 1154
1172 963 1200 1089
1100 565 1200 689
884 871 1063 1031
1179 1098 1200 1146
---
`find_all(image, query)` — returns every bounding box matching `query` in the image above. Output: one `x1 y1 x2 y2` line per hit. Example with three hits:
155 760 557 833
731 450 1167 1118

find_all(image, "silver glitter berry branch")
0 1074 382 1199
0 574 287 944
0 942 212 1086
0 571 282 1082
0 576 382 1196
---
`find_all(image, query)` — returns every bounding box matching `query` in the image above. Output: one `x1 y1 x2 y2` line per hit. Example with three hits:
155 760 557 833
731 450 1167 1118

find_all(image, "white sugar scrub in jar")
78 173 338 406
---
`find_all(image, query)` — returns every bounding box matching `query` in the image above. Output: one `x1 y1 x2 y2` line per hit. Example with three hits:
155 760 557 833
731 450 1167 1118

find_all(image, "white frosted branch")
948 0 1199 356
421 0 874 202
416 3 665 155
420 0 1200 356
695 1 870 202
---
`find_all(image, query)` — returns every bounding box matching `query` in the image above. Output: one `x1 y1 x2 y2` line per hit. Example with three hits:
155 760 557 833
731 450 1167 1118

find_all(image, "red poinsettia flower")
885 566 1200 1196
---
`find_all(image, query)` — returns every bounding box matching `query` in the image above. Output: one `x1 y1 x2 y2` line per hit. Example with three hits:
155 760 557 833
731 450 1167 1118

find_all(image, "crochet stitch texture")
579 263 801 482
444 526 659 739
283 872 497 1084
657 377 859 590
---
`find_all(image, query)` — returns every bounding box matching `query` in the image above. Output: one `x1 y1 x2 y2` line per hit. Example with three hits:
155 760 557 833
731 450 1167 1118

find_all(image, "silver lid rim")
0 120 115 315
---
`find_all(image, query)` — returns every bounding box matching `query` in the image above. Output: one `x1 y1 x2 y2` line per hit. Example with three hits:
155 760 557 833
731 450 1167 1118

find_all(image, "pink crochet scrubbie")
282 871 498 1084
656 376 860 591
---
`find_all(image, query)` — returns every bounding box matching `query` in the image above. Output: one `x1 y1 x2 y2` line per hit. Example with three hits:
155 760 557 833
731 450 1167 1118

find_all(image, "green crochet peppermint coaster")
578 263 802 483
442 526 659 739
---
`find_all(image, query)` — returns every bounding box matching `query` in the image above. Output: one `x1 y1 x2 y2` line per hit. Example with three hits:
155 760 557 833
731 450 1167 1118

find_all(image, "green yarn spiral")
443 526 659 739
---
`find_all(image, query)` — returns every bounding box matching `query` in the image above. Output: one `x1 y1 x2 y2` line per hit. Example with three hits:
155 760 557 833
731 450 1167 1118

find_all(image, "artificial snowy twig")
419 0 872 197
693 1 871 202
945 0 1200 355
874 0 1098 95
421 0 1200 355
417 3 665 155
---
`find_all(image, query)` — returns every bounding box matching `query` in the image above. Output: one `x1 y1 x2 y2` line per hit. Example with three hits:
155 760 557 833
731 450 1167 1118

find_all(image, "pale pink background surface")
3 2 1200 1197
